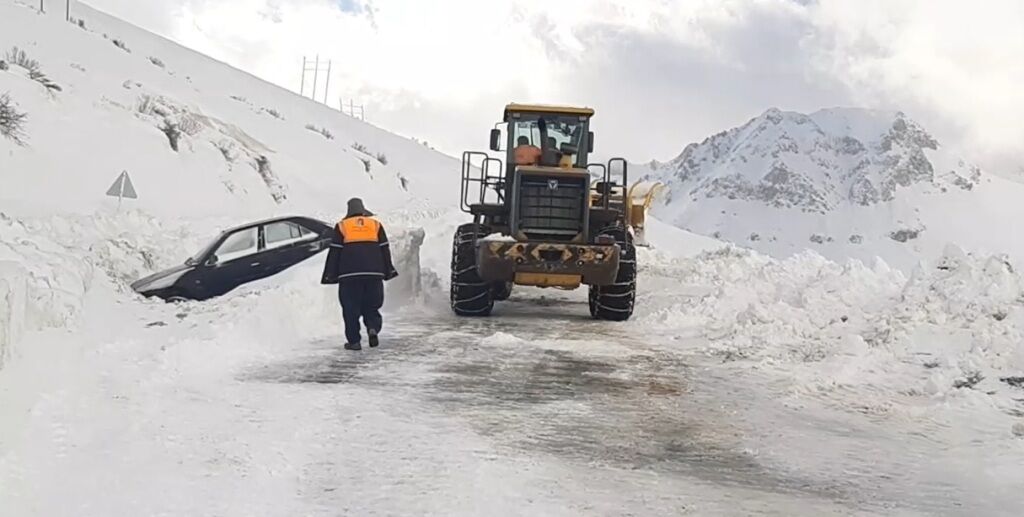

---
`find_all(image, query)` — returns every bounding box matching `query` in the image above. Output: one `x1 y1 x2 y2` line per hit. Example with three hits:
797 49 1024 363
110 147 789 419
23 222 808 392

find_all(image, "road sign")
106 170 137 208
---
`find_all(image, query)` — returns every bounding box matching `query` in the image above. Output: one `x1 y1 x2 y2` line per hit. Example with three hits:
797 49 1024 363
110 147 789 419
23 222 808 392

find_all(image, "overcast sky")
83 0 1023 170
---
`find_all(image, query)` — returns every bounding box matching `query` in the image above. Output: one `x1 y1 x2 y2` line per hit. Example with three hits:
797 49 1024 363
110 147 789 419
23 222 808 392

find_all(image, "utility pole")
339 98 365 121
66 0 70 22
39 0 44 13
323 60 332 104
299 55 332 104
311 54 320 101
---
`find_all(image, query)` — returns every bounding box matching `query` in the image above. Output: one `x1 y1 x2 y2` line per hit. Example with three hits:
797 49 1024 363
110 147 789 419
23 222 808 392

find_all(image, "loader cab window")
512 122 542 148
508 114 588 168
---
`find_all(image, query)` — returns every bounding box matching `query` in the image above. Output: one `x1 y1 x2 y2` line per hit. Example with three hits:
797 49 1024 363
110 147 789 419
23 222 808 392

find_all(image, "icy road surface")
3 269 1018 517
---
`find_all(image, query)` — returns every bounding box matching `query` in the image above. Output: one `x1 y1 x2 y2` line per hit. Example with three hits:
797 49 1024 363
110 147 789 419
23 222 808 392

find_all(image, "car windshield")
186 233 223 265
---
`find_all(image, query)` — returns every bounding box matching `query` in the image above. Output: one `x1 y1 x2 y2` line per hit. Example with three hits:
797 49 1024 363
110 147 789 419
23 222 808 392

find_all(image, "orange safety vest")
337 216 381 243
514 145 542 166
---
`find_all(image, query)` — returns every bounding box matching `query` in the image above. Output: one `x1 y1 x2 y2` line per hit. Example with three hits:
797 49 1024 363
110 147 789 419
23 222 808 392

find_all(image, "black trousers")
337 277 384 345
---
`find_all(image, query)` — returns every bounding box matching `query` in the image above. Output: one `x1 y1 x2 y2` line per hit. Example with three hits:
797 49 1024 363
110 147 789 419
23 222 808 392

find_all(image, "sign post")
105 170 138 209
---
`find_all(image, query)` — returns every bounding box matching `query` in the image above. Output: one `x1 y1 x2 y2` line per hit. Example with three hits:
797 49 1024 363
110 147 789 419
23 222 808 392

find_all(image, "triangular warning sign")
105 171 138 199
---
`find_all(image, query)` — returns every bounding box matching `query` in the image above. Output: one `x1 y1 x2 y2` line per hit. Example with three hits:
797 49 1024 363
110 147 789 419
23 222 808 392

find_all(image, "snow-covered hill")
647 108 1024 270
0 0 459 366
0 0 456 219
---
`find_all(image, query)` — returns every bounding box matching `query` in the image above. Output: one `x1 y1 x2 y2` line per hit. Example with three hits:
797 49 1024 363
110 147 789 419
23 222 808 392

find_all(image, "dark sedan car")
132 216 334 302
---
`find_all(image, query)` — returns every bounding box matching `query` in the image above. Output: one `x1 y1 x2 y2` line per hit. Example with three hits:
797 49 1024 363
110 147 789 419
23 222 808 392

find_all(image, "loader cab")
490 104 595 170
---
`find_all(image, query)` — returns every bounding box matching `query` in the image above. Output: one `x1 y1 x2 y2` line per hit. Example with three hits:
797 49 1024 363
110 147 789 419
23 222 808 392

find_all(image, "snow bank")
641 244 1024 410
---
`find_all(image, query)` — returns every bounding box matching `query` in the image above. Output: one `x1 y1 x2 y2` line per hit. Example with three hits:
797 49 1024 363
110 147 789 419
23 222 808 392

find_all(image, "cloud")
804 0 1024 169
80 0 1022 170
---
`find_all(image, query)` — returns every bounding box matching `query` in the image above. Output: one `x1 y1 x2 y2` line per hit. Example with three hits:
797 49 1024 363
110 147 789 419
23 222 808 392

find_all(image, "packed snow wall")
0 212 426 371
0 262 28 370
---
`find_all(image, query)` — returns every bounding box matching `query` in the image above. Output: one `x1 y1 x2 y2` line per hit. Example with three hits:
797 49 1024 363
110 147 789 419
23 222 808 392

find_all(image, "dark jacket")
320 213 398 284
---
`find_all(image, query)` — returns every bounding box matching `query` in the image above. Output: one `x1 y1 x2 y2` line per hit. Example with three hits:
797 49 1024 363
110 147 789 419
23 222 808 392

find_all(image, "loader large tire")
589 226 636 321
491 282 513 301
450 223 494 317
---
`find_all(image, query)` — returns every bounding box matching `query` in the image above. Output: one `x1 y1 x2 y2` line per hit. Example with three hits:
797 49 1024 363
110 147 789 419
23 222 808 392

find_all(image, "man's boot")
344 342 362 351
368 329 379 348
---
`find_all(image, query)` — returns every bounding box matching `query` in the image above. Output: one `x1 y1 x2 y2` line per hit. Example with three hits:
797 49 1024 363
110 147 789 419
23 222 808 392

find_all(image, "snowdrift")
637 242 1024 418
0 209 426 369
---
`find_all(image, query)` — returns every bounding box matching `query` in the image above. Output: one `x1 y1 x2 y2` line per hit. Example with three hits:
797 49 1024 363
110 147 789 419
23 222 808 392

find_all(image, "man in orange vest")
321 198 398 350
513 135 541 166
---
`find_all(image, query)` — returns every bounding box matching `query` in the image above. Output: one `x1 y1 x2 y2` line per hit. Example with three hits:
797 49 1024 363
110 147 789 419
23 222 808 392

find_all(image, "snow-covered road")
3 256 1020 516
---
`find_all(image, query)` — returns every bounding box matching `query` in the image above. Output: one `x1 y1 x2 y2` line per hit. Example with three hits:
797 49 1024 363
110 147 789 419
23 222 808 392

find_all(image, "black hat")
346 197 373 217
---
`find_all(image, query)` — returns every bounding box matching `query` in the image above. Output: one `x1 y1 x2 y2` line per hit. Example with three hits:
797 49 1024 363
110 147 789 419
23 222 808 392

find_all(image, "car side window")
212 227 258 263
264 221 315 250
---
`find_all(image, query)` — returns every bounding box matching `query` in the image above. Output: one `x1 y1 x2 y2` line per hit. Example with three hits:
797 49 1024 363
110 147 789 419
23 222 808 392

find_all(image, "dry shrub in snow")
5 47 38 71
376 152 388 166
113 39 131 53
5 47 60 92
305 124 333 140
148 56 165 68
0 92 28 145
263 107 283 120
0 60 8 71
351 142 367 153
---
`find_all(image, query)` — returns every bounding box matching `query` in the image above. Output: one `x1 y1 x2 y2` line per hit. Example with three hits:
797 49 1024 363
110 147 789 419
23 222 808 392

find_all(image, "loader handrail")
460 151 504 213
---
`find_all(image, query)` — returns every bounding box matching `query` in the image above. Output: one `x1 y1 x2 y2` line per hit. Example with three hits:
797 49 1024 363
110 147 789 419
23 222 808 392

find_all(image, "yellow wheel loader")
451 103 637 320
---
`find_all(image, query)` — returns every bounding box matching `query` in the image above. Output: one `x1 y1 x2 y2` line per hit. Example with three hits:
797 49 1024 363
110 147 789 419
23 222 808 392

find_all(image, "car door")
195 226 264 297
260 220 325 276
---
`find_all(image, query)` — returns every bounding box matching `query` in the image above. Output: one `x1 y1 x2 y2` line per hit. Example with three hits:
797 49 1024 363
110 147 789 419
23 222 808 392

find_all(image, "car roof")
220 215 329 234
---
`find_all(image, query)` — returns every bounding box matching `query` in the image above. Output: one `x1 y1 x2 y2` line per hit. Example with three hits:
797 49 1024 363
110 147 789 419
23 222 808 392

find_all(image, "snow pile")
641 244 1024 410
640 246 904 363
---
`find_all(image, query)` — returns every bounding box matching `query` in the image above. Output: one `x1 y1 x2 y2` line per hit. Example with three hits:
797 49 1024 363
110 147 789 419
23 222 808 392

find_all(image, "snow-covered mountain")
647 108 1024 270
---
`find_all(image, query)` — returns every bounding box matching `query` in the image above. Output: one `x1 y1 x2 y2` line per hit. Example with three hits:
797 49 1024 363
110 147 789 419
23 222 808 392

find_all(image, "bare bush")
375 152 388 165
230 95 247 103
70 18 86 29
148 56 165 68
0 93 28 145
360 157 372 173
160 120 181 151
6 47 39 71
305 124 334 140
351 142 367 153
113 39 131 53
5 47 60 92
262 107 283 120
28 69 61 92
0 61 8 71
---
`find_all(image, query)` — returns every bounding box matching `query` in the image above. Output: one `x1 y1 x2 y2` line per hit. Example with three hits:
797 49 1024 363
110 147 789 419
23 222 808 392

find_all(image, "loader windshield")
510 114 588 167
